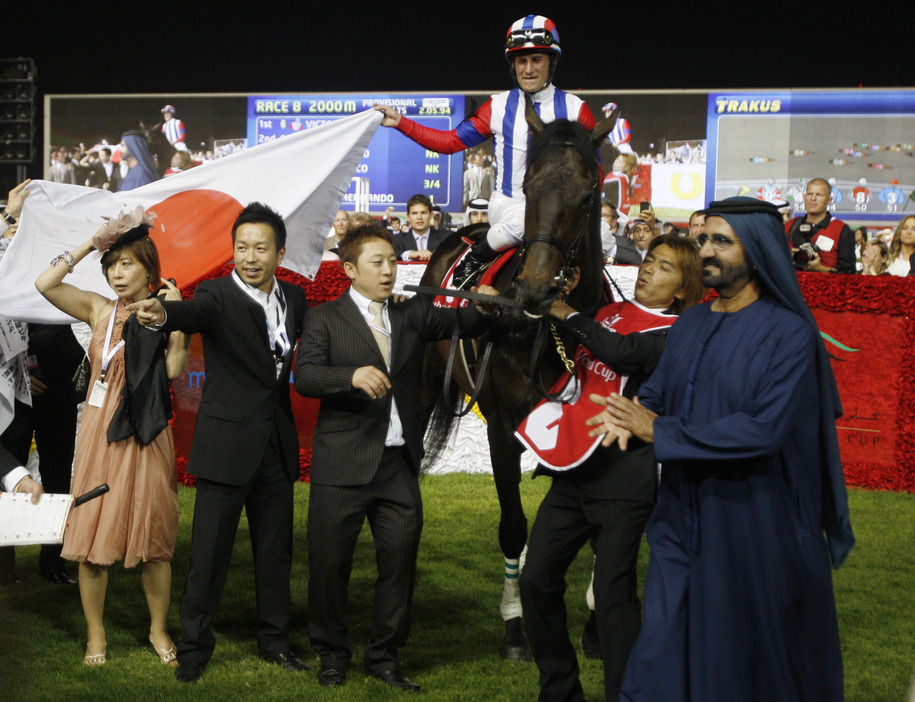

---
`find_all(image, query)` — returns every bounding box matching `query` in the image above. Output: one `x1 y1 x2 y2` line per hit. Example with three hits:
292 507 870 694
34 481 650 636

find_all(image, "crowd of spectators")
48 132 911 281
321 190 915 281
46 105 232 192
48 140 212 192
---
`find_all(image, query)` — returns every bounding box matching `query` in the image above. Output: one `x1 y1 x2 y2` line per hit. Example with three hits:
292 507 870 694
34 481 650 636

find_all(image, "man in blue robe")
588 197 855 702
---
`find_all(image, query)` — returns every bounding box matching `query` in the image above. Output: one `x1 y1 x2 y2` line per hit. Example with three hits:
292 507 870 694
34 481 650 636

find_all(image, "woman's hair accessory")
92 205 156 253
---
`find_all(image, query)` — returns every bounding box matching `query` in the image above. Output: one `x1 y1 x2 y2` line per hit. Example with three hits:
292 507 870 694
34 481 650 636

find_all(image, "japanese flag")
0 109 381 324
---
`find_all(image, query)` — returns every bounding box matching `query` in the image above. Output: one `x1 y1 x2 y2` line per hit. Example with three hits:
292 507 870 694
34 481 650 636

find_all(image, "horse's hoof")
580 610 602 660
499 617 530 662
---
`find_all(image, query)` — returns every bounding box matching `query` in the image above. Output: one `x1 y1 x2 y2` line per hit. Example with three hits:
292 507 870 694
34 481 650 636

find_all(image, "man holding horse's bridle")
374 14 596 287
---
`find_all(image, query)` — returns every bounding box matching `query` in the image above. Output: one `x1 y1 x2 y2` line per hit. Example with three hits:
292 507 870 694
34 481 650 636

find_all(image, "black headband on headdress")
111 224 152 249
702 198 784 224
100 224 152 263
112 224 151 249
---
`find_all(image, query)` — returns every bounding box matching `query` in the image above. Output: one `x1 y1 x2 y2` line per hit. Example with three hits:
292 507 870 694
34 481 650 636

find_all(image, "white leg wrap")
586 555 596 611
500 546 527 621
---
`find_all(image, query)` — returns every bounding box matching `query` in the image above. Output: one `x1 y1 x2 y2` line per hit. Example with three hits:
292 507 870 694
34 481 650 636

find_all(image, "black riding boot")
453 237 498 288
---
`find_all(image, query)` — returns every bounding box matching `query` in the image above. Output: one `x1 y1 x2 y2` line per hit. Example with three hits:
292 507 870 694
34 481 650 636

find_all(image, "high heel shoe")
83 642 106 666
149 635 178 667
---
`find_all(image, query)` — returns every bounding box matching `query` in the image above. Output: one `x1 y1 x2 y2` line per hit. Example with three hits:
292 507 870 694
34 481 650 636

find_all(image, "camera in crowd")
793 242 819 268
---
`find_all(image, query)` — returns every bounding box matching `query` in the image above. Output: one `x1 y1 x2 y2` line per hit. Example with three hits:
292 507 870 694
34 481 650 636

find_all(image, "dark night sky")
5 2 913 192
10 4 914 97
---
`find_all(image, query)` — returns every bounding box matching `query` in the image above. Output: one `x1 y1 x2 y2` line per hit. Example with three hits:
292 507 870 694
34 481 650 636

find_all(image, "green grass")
1 477 913 701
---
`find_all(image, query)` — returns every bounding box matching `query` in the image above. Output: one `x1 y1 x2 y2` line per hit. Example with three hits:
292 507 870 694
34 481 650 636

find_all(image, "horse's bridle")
439 184 601 415
514 186 601 401
515 187 597 289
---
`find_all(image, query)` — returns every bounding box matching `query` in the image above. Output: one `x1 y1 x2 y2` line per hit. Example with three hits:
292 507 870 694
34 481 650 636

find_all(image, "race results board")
247 94 467 210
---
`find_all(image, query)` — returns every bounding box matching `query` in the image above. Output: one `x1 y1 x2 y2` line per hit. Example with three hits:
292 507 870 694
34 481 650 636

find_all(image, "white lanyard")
99 302 125 382
231 271 290 357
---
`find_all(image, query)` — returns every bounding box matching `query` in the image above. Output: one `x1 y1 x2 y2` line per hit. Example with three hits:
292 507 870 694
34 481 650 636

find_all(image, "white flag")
0 109 381 323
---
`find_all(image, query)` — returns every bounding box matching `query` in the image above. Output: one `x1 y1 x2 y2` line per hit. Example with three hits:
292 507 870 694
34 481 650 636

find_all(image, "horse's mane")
526 118 597 173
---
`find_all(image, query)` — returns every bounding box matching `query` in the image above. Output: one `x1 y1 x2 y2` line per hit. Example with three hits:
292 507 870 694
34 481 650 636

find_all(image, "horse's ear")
591 106 620 149
524 95 545 135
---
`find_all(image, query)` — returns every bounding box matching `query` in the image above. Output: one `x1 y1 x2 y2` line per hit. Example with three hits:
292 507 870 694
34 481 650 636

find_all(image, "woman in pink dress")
36 208 188 667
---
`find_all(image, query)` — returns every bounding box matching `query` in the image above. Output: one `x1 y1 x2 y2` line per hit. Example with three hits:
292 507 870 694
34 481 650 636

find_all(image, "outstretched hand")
585 394 634 449
585 393 656 448
127 297 166 326
373 105 402 128
6 179 31 219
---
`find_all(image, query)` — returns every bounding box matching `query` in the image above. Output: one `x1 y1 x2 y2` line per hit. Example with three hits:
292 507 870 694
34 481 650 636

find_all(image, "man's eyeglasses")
696 233 737 250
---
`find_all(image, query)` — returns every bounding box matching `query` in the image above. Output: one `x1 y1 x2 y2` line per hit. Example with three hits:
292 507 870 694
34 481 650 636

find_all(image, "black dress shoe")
369 669 421 693
318 665 346 687
262 651 311 672
175 661 205 683
1 572 23 586
40 570 77 585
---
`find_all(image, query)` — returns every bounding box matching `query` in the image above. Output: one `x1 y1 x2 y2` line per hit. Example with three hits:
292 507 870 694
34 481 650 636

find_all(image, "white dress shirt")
348 288 404 447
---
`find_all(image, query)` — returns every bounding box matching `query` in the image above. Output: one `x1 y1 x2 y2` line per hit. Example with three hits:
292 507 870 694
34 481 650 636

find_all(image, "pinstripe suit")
162 275 306 665
295 289 490 673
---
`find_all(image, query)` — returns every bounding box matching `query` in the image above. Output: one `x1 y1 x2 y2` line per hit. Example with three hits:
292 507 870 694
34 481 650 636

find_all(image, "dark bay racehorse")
140 120 176 177
421 100 617 659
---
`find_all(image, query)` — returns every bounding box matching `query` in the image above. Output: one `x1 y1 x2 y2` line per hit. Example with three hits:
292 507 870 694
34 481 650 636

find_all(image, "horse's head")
511 100 617 319
139 120 176 176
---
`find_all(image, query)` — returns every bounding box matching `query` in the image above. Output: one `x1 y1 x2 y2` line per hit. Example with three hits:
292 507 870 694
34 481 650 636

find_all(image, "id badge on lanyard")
88 304 125 408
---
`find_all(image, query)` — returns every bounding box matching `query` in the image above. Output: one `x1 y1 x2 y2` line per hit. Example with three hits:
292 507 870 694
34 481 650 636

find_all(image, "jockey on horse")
376 15 606 658
374 14 597 288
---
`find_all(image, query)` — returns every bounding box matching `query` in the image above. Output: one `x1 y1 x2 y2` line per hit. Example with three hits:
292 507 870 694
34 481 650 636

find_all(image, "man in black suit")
85 147 121 191
0 445 43 502
1 179 79 584
1 323 83 584
391 194 449 261
295 223 496 692
130 202 308 683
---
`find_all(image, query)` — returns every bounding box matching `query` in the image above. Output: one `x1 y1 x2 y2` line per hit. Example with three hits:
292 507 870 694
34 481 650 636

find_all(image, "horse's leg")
488 421 530 662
